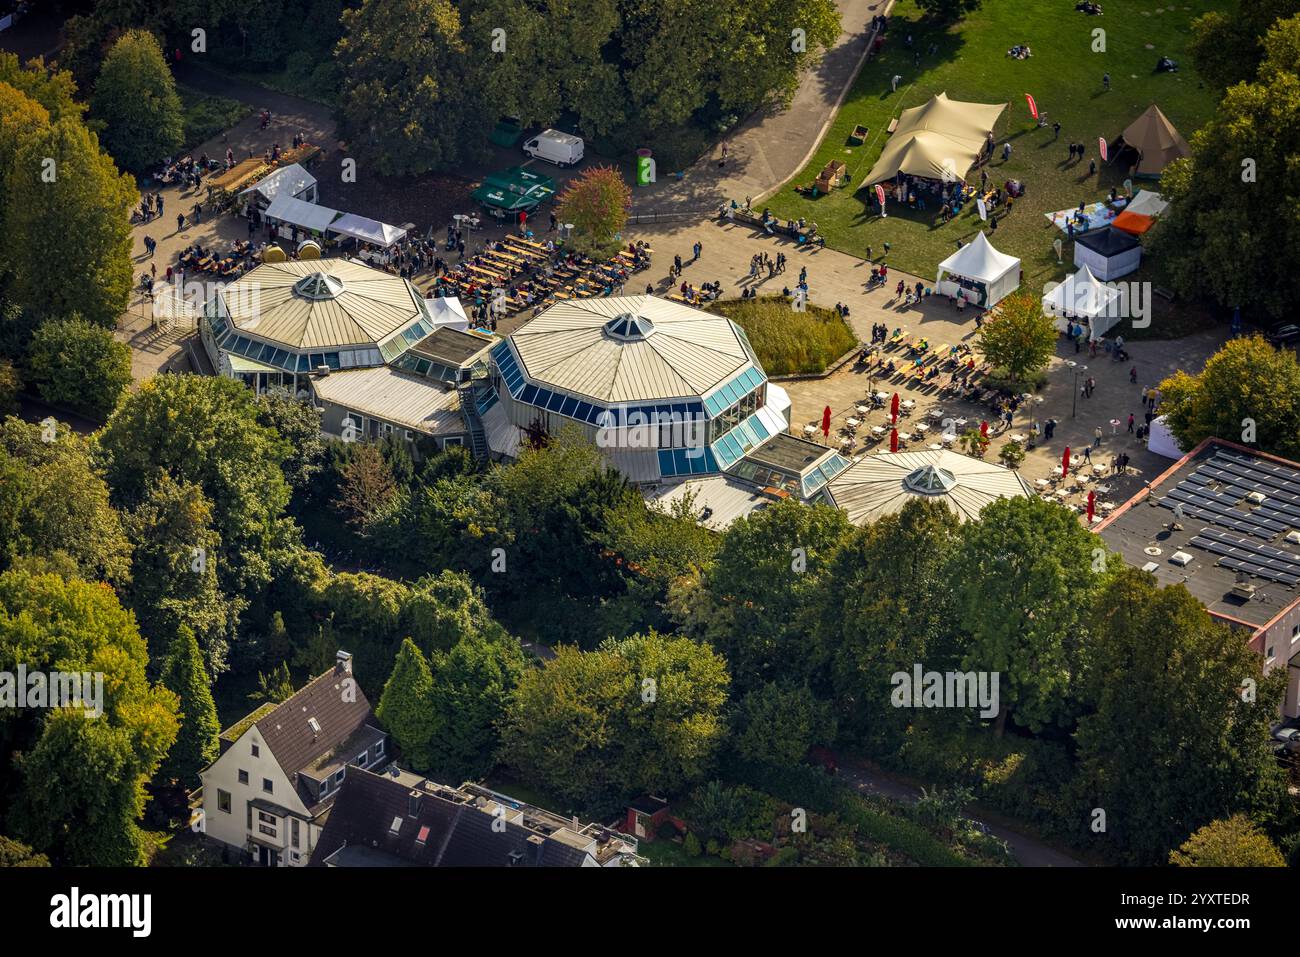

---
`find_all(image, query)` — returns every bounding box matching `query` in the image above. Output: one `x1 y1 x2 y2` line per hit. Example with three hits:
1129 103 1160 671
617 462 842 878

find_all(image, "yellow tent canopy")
861 92 1006 186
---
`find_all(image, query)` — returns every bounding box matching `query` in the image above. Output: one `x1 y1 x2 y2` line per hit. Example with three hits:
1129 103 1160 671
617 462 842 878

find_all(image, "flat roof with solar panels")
1095 439 1300 628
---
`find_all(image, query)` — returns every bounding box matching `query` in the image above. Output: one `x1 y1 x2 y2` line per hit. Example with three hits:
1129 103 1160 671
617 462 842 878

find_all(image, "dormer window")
308 717 321 734
355 751 368 768
389 816 402 836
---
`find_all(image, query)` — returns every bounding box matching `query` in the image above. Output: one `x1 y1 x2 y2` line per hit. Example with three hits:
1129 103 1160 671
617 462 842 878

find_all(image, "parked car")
1270 721 1300 758
523 129 584 167
1264 323 1300 347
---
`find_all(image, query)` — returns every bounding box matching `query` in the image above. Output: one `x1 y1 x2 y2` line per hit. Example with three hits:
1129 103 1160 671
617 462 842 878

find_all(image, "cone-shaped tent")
1116 105 1189 176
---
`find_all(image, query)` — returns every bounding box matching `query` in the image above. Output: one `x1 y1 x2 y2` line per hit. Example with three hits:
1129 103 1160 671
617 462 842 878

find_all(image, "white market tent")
935 232 1020 309
329 213 408 249
1147 415 1184 460
1073 227 1142 281
264 194 339 234
421 296 469 331
1042 265 1122 339
1125 190 1168 218
239 163 317 206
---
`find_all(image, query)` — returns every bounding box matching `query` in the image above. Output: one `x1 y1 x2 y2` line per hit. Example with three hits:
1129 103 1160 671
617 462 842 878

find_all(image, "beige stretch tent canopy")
861 92 1006 186
1115 105 1189 176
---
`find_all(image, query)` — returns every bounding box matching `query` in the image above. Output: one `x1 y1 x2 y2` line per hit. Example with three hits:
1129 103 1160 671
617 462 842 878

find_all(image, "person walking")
1102 72 1110 92
891 74 903 92
1089 158 1097 176
176 212 185 233
1127 413 1135 433
1052 121 1061 140
1129 365 1138 384
1094 425 1103 448
692 240 702 261
1001 141 1012 161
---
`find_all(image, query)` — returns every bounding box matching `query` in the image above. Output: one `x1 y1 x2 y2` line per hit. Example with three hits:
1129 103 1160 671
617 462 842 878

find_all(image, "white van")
523 129 585 167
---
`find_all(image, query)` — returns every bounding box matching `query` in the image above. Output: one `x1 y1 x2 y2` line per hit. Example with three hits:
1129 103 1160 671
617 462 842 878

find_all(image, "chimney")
408 789 423 818
335 650 353 675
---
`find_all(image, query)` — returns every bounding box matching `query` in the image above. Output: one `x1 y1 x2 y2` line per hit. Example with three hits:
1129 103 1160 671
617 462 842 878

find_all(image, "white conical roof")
1042 265 1121 319
937 231 1020 282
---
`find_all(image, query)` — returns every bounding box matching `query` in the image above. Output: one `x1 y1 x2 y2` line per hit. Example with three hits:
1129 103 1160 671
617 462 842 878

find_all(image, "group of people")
1006 44 1032 59
153 154 219 190
1075 1 1103 15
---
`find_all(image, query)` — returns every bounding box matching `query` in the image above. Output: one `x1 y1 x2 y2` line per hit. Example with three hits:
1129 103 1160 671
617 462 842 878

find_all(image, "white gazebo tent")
1146 415 1184 460
1124 190 1168 218
421 296 469 331
329 213 408 249
263 194 339 235
238 163 317 209
1042 265 1122 340
935 232 1021 309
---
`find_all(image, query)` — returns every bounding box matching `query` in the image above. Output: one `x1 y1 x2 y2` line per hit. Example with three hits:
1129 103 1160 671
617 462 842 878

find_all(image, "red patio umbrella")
1086 489 1096 523
979 420 989 439
890 392 900 424
890 428 899 453
821 405 832 438
1062 446 1071 478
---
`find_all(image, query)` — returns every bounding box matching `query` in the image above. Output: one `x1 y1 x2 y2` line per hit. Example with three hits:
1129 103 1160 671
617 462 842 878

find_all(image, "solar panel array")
1155 450 1300 587
1156 451 1300 541
1188 527 1300 587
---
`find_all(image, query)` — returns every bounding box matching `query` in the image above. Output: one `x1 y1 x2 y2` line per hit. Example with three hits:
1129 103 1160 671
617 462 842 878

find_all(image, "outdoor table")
1078 474 1091 483
1095 484 1112 495
855 405 870 416
1101 501 1117 511
1008 433 1026 443
872 426 886 436
846 418 861 429
928 409 944 419
940 434 955 446
954 418 968 427
1093 465 1106 475
1035 479 1051 488
915 423 930 433
901 400 916 409
875 392 889 401
840 438 853 449
928 443 943 451
803 425 818 437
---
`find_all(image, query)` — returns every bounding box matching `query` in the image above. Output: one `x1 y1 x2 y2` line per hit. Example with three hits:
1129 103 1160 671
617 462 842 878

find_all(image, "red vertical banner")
1024 93 1038 120
1098 136 1108 162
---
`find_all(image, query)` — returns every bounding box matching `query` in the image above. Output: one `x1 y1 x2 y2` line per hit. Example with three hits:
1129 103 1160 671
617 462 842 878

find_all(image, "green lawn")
767 0 1223 289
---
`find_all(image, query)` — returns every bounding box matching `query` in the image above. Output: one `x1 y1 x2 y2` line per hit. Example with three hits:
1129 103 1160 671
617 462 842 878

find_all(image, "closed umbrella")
1062 446 1071 478
891 392 900 425
890 428 899 453
1087 489 1096 522
821 405 832 438
979 420 989 439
